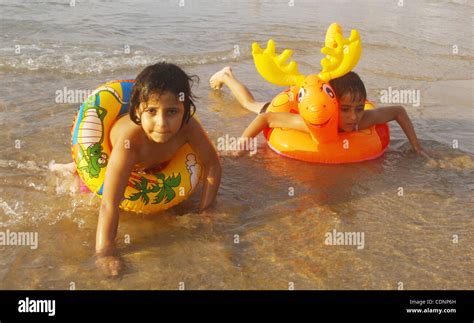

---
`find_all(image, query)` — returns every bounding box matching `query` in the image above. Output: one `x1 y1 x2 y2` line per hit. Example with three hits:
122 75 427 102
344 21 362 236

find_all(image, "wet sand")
0 0 473 289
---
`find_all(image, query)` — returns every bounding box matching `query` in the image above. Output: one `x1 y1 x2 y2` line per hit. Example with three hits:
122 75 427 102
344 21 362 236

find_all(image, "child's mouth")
346 123 356 130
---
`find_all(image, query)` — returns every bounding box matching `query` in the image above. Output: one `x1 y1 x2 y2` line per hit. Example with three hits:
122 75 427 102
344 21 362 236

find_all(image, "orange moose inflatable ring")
252 23 390 164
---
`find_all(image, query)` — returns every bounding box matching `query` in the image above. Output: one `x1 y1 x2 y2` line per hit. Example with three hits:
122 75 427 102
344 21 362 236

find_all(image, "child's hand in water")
415 147 435 160
219 149 257 158
231 149 248 157
417 148 430 158
218 137 257 158
95 254 123 277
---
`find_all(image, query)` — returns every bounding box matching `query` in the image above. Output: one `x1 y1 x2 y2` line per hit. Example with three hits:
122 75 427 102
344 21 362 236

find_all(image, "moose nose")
307 105 323 112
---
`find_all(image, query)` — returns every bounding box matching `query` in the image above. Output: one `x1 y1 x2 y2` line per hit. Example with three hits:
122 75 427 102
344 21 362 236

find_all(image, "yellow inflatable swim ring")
70 80 202 214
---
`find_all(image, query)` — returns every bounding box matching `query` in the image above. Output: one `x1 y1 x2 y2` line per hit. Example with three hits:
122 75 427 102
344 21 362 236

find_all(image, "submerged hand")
232 149 248 157
416 147 434 160
417 149 430 158
218 149 247 158
95 254 124 277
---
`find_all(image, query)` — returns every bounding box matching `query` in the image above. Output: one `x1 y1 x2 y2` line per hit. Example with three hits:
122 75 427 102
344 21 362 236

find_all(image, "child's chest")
135 136 187 171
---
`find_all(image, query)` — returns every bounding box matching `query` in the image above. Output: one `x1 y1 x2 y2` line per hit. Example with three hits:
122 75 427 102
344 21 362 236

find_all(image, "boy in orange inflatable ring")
210 66 429 158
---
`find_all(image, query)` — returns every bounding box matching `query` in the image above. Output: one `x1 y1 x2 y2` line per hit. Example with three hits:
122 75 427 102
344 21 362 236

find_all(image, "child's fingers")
231 150 247 157
109 259 122 276
96 256 123 277
218 149 248 158
419 150 430 158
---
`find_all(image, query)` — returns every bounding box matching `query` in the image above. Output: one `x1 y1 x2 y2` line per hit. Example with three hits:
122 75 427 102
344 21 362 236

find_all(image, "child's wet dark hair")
129 62 199 126
329 71 367 103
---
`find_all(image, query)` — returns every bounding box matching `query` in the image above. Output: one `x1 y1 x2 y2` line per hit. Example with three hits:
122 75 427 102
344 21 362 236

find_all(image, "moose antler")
318 23 362 82
252 39 306 87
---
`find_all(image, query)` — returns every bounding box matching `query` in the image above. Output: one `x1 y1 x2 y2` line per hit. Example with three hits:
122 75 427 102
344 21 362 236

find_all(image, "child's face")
338 94 365 132
139 91 185 143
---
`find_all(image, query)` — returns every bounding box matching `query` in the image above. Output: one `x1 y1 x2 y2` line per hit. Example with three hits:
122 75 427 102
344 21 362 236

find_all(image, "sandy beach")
0 0 472 290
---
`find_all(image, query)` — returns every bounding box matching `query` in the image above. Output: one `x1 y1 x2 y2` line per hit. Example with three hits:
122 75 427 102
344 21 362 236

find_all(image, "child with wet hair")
53 62 221 276
209 67 428 157
92 62 222 275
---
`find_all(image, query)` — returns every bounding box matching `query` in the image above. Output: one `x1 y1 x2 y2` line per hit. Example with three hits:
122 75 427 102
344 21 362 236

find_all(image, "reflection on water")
1 137 472 289
0 0 473 289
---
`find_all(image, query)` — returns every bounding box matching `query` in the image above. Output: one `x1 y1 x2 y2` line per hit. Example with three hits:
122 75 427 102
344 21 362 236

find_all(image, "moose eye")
322 84 335 98
298 88 305 103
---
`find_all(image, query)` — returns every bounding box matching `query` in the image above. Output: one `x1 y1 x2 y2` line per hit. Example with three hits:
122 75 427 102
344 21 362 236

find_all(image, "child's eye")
167 108 178 115
146 108 157 114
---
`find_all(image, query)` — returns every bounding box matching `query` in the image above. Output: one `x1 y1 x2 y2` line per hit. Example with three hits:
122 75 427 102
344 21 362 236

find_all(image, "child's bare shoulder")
110 116 143 148
180 117 207 141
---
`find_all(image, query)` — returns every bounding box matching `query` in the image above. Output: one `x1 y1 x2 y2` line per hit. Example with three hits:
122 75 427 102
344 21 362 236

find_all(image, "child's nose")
154 112 168 128
350 109 357 120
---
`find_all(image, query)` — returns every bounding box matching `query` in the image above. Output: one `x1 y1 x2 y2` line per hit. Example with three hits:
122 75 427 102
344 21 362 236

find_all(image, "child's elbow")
204 153 222 173
204 162 222 185
265 112 277 128
210 160 222 175
395 106 408 120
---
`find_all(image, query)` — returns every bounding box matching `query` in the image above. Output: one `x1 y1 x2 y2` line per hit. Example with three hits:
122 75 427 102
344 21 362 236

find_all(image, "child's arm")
186 118 222 212
95 136 137 275
241 112 309 139
358 106 427 156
